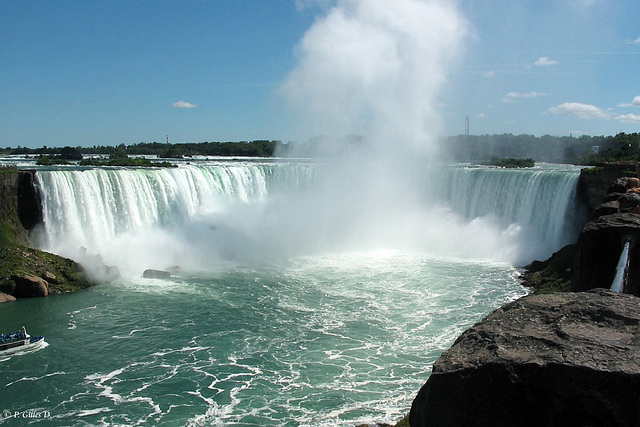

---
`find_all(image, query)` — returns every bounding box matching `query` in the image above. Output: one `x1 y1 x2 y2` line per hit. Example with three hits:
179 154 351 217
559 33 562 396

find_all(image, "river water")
0 160 584 426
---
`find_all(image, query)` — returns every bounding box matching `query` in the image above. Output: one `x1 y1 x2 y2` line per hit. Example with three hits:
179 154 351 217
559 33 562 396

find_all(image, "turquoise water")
0 160 583 425
0 252 526 426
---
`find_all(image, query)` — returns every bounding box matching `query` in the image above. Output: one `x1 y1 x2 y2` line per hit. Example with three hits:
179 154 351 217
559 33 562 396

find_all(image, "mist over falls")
33 163 585 279
30 1 585 279
277 0 472 267
282 0 467 154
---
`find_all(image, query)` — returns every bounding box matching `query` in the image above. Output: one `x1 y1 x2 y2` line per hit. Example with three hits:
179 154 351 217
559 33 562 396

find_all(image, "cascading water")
7 159 585 426
33 161 316 276
1 1 590 423
426 163 587 263
33 161 585 278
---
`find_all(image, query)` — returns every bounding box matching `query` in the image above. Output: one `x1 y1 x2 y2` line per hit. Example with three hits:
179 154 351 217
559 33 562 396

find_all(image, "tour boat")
0 327 45 356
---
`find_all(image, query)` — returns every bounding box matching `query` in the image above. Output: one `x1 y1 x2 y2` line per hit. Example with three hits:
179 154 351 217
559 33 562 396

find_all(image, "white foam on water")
14 250 524 426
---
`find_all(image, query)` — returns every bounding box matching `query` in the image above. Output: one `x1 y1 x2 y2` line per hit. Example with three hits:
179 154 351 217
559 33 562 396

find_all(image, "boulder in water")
410 289 640 427
143 269 172 279
0 292 16 303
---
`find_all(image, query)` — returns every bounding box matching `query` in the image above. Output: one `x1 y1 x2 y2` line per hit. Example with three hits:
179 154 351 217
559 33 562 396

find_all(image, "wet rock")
17 170 42 230
572 213 640 296
577 167 634 211
520 244 574 293
0 292 16 303
0 279 16 295
590 199 619 220
43 270 58 284
410 289 640 427
11 273 48 297
143 269 172 279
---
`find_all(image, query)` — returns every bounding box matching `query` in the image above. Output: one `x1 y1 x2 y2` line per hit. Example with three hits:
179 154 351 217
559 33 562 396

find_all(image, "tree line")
442 132 640 164
3 133 640 165
2 140 284 159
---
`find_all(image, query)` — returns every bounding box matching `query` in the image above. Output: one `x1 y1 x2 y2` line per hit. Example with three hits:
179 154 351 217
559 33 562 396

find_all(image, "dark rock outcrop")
0 167 29 245
410 289 640 427
17 170 42 230
572 213 640 295
520 244 574 293
577 166 635 212
143 269 172 279
11 272 49 297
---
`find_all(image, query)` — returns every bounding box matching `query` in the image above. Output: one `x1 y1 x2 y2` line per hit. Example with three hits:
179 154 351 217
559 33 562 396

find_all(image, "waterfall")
427 164 587 262
32 162 585 277
33 162 315 275
611 235 634 293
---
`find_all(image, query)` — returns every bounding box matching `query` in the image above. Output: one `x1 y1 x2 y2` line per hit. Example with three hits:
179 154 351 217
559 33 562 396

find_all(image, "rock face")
1 169 96 301
0 292 16 303
17 170 43 230
11 272 48 297
572 213 640 296
577 166 634 212
410 289 640 427
0 168 29 245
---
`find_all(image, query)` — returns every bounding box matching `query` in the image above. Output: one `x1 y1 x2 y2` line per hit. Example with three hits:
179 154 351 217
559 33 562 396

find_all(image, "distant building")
591 146 600 154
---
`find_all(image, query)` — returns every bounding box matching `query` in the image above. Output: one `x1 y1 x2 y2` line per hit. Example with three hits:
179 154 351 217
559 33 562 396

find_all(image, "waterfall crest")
33 162 585 277
428 164 586 261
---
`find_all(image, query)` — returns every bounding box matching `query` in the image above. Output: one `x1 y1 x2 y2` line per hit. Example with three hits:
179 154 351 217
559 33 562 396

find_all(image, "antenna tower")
465 115 470 136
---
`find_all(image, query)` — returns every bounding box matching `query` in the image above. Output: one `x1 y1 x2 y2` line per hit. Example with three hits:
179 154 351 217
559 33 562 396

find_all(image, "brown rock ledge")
410 289 640 427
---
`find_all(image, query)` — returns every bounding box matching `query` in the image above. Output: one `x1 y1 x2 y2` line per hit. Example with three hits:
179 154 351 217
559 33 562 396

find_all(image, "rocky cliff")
0 167 95 302
577 164 635 212
410 165 640 426
410 289 640 427
572 213 640 295
0 168 29 246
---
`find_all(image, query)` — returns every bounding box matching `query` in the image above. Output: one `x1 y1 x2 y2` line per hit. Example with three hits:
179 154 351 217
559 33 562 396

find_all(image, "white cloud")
483 71 496 78
506 91 549 99
627 37 640 44
173 100 198 108
503 91 549 102
534 57 558 66
617 95 640 108
616 114 640 123
548 102 611 120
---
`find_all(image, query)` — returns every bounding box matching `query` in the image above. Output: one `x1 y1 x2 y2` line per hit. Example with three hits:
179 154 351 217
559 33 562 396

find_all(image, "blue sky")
1 0 639 148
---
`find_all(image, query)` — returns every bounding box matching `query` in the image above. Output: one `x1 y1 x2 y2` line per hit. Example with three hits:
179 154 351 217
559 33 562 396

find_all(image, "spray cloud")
281 0 468 157
258 0 472 257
